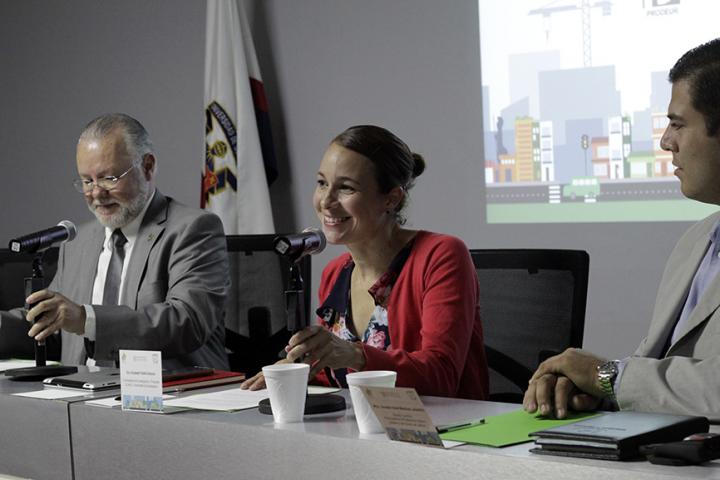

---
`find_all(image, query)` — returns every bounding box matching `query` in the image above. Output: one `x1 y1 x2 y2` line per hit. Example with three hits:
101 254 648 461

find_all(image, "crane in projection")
529 0 612 67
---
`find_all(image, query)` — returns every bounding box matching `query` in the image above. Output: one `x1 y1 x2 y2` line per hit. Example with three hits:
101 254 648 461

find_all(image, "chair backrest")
0 248 59 311
470 249 589 403
224 235 311 376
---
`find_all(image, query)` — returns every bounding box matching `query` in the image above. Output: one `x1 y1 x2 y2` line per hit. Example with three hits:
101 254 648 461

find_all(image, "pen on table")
436 418 485 433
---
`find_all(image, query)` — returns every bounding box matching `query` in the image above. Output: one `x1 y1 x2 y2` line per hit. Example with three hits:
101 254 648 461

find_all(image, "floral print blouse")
315 239 414 388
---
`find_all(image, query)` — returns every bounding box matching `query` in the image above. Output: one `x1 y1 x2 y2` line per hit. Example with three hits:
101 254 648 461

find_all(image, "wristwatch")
597 360 619 400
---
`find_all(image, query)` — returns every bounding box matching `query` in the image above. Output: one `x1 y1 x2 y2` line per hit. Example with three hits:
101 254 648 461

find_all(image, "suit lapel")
60 224 103 364
668 248 720 353
662 215 720 354
121 191 168 307
645 232 710 358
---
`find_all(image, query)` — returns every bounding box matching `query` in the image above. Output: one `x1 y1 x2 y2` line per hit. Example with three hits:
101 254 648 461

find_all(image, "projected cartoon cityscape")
481 0 719 222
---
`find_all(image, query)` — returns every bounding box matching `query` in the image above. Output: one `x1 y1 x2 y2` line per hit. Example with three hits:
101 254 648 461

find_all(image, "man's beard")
88 183 151 229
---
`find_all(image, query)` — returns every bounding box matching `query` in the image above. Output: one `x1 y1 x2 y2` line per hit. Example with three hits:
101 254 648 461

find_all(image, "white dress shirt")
83 189 156 342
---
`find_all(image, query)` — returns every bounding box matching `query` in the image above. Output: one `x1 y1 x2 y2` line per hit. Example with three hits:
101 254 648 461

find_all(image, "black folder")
530 411 709 460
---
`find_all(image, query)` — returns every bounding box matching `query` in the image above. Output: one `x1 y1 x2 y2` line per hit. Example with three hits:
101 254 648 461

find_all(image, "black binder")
530 411 709 460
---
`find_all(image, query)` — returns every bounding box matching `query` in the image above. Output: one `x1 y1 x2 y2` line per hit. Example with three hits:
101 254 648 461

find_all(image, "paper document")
163 385 269 411
85 397 124 408
14 389 92 400
307 386 340 395
442 440 465 449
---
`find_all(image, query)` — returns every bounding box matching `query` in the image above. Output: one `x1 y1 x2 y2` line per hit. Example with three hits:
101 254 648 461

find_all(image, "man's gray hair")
79 113 154 159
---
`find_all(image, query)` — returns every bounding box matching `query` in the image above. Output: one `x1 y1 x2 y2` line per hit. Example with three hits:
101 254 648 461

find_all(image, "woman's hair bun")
411 152 426 179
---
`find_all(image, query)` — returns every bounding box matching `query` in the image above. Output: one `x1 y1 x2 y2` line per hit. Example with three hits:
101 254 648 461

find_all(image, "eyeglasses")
73 163 139 193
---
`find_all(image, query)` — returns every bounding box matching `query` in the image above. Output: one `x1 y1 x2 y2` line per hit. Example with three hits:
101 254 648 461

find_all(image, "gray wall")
0 0 694 358
1 0 207 230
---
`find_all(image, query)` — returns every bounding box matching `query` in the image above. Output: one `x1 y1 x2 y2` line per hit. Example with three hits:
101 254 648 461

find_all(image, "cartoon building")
539 120 555 182
627 151 655 178
591 136 609 178
651 112 672 176
498 154 516 183
608 115 631 179
485 160 498 184
514 117 540 182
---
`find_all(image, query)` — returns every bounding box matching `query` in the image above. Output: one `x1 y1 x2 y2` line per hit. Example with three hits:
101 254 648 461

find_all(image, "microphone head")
9 219 78 253
273 228 327 261
302 227 326 254
57 220 77 242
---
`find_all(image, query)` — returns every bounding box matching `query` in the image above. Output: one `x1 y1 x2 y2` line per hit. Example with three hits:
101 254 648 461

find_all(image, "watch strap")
597 359 619 400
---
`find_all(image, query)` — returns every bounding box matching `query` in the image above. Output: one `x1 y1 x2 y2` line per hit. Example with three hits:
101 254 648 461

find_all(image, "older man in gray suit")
524 39 720 422
0 113 229 370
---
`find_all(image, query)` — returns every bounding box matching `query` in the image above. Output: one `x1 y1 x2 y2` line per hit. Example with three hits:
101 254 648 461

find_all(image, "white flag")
202 0 275 234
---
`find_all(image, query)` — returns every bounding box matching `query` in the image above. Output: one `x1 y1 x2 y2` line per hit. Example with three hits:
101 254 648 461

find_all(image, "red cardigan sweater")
317 231 488 400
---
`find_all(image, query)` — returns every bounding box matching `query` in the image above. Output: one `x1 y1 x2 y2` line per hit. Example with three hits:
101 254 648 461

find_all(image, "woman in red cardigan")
244 125 488 400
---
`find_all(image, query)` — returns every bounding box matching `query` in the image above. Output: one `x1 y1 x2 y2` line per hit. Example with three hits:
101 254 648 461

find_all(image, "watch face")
601 360 619 376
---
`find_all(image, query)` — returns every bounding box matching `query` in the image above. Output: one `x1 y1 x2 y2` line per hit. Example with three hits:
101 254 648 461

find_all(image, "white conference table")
2 374 719 480
67 389 720 480
0 369 118 480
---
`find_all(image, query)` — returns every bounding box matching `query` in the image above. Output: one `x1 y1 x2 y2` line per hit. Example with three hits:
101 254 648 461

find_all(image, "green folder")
440 409 599 447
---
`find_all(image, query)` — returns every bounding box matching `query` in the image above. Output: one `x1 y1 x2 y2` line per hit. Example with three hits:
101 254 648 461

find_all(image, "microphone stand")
258 249 345 415
5 250 77 380
285 261 306 333
29 254 47 367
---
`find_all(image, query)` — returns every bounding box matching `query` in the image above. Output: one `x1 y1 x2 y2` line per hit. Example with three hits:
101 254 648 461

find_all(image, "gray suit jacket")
618 210 720 421
0 191 230 370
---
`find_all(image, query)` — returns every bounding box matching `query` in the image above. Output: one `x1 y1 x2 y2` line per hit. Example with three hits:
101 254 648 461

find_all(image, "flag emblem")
202 101 239 208
202 0 276 234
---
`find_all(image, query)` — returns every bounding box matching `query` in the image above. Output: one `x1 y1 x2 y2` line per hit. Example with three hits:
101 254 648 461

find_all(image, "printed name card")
360 386 444 448
119 349 163 412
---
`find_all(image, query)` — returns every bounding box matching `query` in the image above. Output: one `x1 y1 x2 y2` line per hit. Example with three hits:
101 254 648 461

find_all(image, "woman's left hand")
285 325 366 376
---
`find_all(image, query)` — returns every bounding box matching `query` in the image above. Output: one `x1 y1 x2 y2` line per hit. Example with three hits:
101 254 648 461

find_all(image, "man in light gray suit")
524 39 720 422
0 113 230 370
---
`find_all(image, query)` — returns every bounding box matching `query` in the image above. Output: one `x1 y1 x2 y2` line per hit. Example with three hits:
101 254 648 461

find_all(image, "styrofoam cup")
346 370 397 434
262 363 309 423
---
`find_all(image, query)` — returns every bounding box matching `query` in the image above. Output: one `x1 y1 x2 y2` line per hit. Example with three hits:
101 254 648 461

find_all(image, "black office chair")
0 247 60 359
470 249 589 403
224 235 311 377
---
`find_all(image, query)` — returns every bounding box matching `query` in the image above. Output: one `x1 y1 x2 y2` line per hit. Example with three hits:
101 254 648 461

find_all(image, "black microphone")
273 227 326 260
9 220 77 253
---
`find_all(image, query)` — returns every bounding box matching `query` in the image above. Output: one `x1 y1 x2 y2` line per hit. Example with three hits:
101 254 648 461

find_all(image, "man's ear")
141 154 156 179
